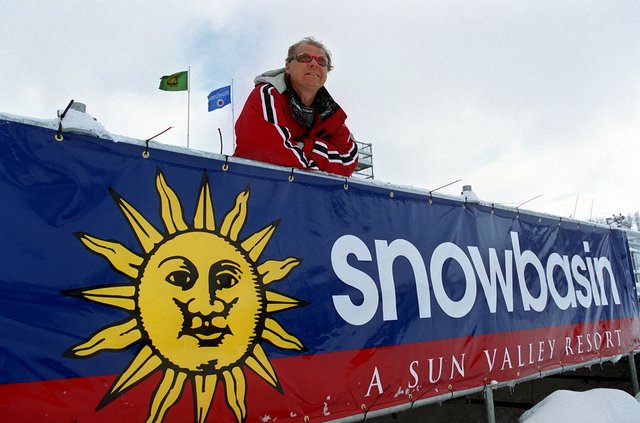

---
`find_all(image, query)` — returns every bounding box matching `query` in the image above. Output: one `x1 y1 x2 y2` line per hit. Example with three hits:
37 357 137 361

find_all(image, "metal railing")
353 141 374 179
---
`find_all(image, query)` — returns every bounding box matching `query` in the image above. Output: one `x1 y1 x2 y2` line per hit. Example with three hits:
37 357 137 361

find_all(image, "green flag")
159 70 188 91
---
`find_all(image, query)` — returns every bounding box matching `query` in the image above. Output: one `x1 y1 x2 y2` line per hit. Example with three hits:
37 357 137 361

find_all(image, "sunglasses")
288 52 330 68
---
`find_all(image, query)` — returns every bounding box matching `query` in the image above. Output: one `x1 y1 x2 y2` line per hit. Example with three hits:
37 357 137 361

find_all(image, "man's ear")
285 61 291 74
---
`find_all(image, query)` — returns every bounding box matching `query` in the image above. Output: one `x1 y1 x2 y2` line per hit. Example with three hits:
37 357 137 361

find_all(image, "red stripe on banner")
2 318 639 422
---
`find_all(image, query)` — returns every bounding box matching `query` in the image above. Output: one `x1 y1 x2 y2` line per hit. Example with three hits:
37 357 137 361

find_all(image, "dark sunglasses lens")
294 53 328 67
296 53 312 63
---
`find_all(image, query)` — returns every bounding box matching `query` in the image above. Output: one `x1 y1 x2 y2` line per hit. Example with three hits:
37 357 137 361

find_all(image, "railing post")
484 385 496 423
629 352 639 396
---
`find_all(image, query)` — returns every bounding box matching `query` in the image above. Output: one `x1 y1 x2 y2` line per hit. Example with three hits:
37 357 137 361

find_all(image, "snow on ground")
519 388 640 423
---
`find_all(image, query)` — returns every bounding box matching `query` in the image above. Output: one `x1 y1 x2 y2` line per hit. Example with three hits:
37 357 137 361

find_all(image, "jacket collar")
254 69 340 126
254 68 288 93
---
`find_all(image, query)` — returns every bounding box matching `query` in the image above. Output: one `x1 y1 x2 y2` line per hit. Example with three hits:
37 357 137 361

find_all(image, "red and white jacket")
234 69 358 177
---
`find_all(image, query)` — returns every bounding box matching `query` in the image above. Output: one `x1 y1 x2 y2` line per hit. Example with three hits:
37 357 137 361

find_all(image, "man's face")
285 43 328 93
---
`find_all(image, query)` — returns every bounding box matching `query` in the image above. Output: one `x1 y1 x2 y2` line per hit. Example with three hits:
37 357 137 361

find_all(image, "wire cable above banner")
428 178 462 205
54 99 75 141
516 194 543 209
141 127 173 158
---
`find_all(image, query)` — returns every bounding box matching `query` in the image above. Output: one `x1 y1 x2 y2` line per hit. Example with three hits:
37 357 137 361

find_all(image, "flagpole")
231 78 236 152
187 66 191 148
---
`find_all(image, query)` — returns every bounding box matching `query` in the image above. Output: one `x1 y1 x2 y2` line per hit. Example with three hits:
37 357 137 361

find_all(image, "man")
234 37 358 177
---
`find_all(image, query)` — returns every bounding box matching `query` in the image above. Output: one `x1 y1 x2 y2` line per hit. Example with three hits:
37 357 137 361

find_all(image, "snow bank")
519 388 640 423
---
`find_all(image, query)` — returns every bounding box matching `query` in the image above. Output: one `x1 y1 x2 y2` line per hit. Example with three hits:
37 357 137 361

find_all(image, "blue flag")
207 85 231 111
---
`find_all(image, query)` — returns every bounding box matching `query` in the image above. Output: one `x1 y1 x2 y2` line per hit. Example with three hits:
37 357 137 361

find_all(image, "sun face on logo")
65 169 305 423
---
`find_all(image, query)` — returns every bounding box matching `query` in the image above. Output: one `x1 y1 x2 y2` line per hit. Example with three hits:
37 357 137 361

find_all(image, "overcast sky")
2 1 639 221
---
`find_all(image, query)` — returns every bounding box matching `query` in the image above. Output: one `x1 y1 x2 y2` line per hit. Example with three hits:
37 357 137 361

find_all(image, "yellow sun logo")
65 169 306 423
166 74 180 86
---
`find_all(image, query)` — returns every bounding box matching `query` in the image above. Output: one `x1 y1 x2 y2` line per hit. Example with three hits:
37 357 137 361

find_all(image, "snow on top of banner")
0 110 225 160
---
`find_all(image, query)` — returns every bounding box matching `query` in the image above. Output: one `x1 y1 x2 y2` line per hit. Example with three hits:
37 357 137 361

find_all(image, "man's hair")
286 36 333 71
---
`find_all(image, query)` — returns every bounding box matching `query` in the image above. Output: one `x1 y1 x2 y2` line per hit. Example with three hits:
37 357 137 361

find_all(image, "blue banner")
0 116 638 423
